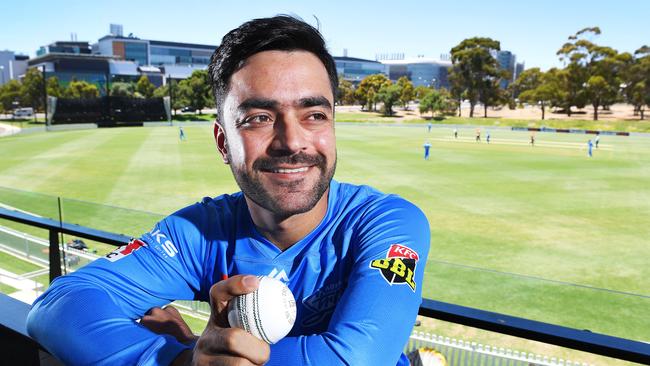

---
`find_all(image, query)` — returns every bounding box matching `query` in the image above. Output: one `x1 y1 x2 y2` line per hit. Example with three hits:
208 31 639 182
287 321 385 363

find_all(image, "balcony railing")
0 206 648 365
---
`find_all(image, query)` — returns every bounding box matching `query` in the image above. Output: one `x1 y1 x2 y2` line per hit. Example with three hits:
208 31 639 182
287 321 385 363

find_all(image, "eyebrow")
237 96 332 113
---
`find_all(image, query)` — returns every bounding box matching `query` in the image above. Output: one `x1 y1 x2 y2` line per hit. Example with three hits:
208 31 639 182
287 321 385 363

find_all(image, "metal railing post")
48 229 61 283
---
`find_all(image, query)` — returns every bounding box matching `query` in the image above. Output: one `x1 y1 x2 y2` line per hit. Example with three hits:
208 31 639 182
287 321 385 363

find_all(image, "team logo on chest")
370 244 419 292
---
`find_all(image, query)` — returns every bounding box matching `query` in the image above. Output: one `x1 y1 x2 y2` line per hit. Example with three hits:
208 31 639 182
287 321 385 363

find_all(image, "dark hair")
208 15 338 123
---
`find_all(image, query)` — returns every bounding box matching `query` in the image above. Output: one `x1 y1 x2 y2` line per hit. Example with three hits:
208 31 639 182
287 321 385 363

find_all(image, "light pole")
0 65 5 85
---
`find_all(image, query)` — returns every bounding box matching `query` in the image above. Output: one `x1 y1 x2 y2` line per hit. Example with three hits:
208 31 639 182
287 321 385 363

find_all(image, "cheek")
313 130 336 157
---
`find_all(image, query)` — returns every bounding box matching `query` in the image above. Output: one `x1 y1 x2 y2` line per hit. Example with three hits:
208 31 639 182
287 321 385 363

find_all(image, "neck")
245 188 329 251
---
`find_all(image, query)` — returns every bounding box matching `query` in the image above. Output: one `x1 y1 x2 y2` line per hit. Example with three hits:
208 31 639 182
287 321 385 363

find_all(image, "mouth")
267 166 310 174
261 165 314 175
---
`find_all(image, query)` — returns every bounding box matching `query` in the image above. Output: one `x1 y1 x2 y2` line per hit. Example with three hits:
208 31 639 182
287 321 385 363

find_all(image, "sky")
1 0 649 71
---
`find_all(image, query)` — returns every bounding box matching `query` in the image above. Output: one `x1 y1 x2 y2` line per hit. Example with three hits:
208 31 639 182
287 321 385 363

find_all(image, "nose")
269 115 307 156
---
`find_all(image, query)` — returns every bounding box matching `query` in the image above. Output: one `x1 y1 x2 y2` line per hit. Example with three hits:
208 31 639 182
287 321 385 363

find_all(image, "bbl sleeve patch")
369 244 419 292
104 238 147 262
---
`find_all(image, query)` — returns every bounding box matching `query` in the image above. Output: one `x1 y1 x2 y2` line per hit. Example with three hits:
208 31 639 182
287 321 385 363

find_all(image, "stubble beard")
229 151 337 218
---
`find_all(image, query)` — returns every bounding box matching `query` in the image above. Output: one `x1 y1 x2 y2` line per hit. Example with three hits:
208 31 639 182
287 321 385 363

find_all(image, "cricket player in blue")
588 139 593 157
27 16 430 366
423 141 432 160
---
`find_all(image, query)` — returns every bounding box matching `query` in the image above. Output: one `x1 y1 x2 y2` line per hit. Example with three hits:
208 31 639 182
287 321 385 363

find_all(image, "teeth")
272 167 308 174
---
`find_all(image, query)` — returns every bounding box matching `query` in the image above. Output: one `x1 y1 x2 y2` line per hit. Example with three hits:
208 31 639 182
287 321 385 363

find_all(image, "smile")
268 167 310 174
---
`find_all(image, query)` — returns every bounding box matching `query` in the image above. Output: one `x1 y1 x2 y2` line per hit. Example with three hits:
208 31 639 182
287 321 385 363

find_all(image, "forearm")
27 283 191 365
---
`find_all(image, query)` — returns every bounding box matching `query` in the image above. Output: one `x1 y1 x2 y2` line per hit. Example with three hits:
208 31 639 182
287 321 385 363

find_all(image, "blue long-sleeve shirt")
27 180 430 365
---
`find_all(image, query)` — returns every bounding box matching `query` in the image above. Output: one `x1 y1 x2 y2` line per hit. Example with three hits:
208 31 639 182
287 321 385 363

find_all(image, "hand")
141 305 197 344
191 275 270 366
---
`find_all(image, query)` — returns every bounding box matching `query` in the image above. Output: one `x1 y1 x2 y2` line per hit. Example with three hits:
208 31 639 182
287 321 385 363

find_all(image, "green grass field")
0 124 648 361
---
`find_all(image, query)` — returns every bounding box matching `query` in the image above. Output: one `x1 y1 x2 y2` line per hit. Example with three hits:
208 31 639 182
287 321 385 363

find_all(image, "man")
27 16 430 366
423 141 432 160
530 132 535 147
588 139 593 157
594 133 600 148
475 127 481 142
427 122 432 133
453 128 458 139
180 126 186 141
486 131 491 144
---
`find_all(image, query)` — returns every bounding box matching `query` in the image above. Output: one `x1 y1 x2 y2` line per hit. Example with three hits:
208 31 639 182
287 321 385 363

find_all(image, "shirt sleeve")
269 196 430 365
27 203 211 366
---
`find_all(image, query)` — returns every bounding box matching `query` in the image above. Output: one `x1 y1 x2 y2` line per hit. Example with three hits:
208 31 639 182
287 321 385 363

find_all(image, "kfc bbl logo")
370 244 419 292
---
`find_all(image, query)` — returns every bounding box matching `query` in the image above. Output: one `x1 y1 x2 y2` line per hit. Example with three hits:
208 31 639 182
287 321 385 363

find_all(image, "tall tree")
419 88 456 118
181 70 213 114
623 46 650 120
450 37 501 118
355 74 390 111
517 70 557 120
136 75 156 98
336 79 355 106
376 83 400 116
0 79 23 113
21 68 45 112
557 27 625 119
46 77 64 98
396 76 415 109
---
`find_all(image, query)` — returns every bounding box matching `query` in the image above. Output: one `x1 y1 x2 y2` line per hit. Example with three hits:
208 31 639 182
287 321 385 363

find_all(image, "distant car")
13 107 34 118
181 106 196 113
67 239 88 251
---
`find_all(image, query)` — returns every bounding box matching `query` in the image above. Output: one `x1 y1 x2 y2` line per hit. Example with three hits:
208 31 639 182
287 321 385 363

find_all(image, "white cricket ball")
227 276 296 344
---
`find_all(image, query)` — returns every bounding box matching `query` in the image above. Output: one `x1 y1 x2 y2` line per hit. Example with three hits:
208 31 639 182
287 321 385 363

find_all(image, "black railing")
0 206 649 365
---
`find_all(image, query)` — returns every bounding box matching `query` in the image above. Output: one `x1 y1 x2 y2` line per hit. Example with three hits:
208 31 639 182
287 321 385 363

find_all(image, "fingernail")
243 275 259 288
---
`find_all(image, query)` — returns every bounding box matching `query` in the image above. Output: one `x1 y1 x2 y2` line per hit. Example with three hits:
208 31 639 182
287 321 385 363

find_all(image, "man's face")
217 50 336 217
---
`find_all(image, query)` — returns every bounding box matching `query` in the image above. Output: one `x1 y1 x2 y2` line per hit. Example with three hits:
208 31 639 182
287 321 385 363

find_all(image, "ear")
214 121 229 164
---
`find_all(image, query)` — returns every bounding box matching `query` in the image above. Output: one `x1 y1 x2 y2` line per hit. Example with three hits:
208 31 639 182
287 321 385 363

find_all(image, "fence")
406 331 592 366
0 205 648 365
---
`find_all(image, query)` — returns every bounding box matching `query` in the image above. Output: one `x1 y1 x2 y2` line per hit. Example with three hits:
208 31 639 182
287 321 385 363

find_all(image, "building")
495 50 517 88
381 58 452 89
28 25 219 93
333 56 388 85
515 62 525 82
0 51 29 86
94 24 217 80
37 41 92 57
28 52 116 95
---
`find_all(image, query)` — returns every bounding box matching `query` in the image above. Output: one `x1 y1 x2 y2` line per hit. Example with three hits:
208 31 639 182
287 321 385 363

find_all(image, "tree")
136 75 155 98
110 82 136 97
623 46 650 120
517 70 557 120
179 70 213 114
336 79 355 106
450 37 502 118
46 77 64 98
376 83 400 116
355 74 390 111
584 75 613 120
419 88 456 118
64 80 100 99
0 79 23 113
396 76 415 109
21 68 45 112
556 27 625 119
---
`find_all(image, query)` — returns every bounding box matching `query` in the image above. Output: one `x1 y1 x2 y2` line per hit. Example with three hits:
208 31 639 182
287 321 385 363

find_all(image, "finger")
144 307 165 317
192 353 260 366
210 275 260 305
162 305 182 318
209 275 259 313
197 327 270 365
